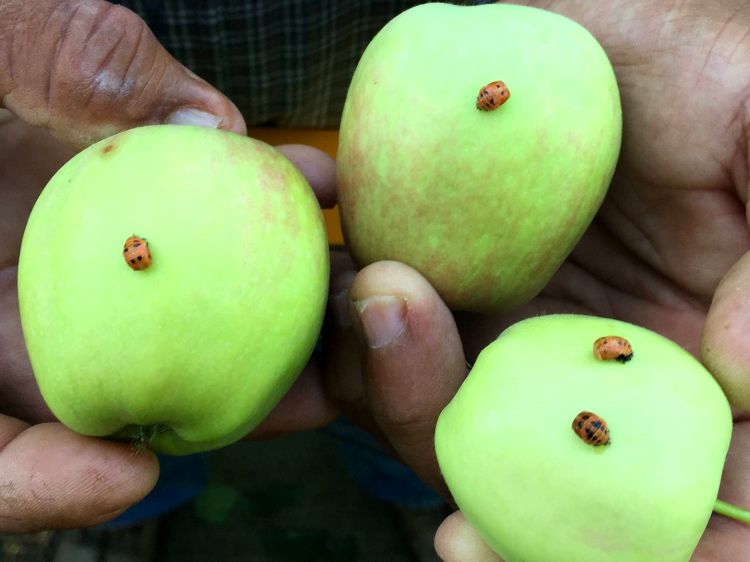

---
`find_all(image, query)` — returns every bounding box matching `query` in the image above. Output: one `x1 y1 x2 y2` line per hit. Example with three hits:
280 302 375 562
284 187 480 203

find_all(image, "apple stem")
714 499 750 524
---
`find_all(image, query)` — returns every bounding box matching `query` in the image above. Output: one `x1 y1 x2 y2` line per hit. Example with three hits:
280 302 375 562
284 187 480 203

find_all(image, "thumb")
435 512 504 562
346 260 467 496
0 417 159 533
0 0 246 149
435 511 503 562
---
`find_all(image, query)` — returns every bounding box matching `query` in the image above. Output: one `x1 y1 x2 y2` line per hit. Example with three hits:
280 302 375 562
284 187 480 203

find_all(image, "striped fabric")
115 1 492 127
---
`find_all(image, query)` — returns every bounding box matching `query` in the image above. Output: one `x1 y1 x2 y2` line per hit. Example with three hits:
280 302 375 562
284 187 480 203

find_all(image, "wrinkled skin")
4 0 750 555
323 1 750 560
0 0 338 532
0 121 339 531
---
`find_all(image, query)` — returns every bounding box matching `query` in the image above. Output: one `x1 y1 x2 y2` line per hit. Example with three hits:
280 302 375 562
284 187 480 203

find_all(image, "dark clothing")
115 1 490 127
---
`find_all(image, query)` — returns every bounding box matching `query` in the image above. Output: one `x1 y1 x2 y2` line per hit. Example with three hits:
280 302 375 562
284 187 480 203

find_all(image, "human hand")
0 0 338 532
324 0 750 559
0 125 338 534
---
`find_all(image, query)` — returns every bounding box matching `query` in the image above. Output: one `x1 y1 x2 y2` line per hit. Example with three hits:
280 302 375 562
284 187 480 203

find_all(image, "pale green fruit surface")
18 125 329 455
435 315 732 562
337 3 622 312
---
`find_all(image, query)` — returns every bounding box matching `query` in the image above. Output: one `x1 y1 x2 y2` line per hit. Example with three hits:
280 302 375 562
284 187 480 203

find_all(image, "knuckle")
3 0 163 126
23 2 164 120
71 4 157 108
377 406 435 444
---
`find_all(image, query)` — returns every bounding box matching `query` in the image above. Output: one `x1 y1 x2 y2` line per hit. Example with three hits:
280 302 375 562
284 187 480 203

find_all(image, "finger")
323 250 373 425
0 0 246 149
0 417 159 533
0 266 54 424
434 511 504 562
346 260 467 495
276 144 337 209
246 362 339 440
0 115 75 268
702 251 750 409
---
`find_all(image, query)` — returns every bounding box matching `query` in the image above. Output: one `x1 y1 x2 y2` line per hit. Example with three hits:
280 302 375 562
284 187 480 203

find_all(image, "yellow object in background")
248 128 344 246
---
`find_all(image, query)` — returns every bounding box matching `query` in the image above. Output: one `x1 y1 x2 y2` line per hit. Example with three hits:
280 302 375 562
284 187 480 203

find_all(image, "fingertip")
276 144 337 208
215 97 247 137
0 414 30 449
345 261 465 494
247 363 340 440
34 423 161 501
703 252 750 409
434 511 504 562
349 261 454 355
349 260 438 303
350 261 461 356
0 423 160 531
173 67 247 136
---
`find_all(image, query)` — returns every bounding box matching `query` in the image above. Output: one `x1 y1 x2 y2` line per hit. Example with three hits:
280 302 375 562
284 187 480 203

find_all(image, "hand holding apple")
17 124 332 455
0 111 343 531
0 2 249 524
0 2 341 530
436 314 734 562
324 1 750 559
337 2 622 312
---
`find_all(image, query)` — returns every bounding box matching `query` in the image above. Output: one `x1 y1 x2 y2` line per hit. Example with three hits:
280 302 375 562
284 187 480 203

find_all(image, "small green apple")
18 125 329 455
435 315 732 562
337 3 622 312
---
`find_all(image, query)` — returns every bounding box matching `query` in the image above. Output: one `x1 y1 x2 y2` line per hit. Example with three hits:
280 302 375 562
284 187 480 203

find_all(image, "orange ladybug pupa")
476 80 510 111
123 235 152 270
593 336 633 363
572 411 610 446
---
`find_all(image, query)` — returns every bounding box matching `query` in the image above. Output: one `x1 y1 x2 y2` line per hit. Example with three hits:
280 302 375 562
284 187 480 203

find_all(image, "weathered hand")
324 1 750 559
0 0 337 531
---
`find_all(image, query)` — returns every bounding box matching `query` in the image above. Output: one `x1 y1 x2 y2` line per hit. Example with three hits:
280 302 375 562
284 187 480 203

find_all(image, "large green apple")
18 125 329 455
337 3 621 312
435 315 732 562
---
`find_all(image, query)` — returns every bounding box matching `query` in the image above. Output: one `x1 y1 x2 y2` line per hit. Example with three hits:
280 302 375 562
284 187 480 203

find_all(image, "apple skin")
435 315 732 562
337 3 622 312
18 125 329 455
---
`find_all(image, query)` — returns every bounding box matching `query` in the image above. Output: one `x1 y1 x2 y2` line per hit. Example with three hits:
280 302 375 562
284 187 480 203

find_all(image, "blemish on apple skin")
102 143 116 155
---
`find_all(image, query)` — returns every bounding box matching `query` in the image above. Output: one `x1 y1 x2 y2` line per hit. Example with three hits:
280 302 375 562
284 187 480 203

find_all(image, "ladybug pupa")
593 336 633 363
476 80 510 111
572 411 610 446
123 235 152 270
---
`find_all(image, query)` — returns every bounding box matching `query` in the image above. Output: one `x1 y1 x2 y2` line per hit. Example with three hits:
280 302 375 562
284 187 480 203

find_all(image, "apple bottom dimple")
110 421 253 456
115 423 171 452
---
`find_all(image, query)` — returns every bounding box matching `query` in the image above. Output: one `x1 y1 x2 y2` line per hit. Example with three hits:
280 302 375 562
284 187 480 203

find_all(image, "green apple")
435 315 732 562
337 3 621 312
18 125 329 455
